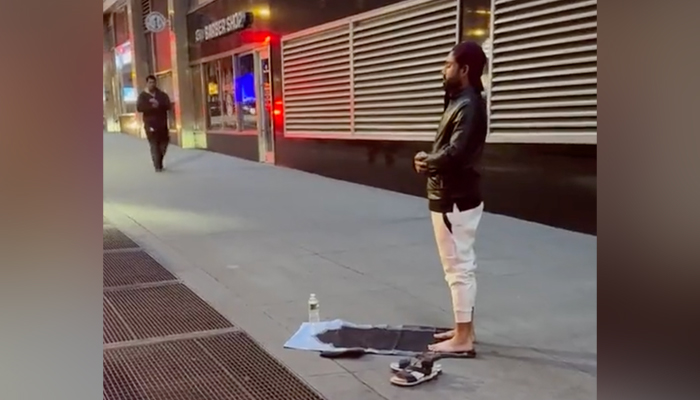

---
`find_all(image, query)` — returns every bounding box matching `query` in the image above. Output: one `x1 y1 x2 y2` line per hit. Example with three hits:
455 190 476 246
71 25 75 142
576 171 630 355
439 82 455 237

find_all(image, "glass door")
236 53 257 131
254 47 274 163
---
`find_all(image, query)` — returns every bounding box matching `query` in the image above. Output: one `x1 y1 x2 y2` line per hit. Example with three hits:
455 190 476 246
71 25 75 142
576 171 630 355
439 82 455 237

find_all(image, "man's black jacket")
423 87 487 213
136 89 171 132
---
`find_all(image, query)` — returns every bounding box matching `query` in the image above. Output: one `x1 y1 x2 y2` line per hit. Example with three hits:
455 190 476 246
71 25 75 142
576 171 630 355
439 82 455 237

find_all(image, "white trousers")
431 202 484 323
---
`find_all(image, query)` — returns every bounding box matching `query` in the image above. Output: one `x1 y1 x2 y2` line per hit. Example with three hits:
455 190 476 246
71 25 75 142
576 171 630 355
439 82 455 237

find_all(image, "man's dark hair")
146 75 157 82
451 41 487 92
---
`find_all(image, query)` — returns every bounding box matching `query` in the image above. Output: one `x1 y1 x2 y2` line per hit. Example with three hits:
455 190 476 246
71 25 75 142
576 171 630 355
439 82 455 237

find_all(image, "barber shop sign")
195 11 254 43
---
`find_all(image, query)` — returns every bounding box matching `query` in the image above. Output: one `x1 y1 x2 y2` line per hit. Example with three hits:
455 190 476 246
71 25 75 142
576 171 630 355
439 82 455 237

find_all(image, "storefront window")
200 53 264 132
236 53 257 130
115 41 137 114
205 60 223 128
219 56 237 129
203 56 238 130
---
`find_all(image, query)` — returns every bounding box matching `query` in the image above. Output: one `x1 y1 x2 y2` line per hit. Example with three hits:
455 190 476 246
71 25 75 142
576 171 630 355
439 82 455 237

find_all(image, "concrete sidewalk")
104 133 596 400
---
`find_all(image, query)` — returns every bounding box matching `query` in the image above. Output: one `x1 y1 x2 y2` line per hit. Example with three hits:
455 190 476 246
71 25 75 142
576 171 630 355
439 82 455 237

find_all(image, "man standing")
137 75 171 172
414 41 488 355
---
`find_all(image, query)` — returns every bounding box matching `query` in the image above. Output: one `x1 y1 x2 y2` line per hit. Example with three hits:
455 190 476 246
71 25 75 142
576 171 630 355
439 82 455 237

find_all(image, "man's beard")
442 77 461 97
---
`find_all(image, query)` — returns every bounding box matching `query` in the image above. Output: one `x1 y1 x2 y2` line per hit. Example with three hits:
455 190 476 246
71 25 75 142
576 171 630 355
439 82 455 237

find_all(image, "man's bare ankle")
452 323 472 340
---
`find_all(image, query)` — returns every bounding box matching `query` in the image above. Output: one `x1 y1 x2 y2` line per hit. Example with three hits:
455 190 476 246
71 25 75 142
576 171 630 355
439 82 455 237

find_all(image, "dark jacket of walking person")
137 75 171 172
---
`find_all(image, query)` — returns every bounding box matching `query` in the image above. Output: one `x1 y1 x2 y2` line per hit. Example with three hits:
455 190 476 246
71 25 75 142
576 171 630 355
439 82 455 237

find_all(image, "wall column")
168 0 200 149
126 0 151 138
103 14 120 132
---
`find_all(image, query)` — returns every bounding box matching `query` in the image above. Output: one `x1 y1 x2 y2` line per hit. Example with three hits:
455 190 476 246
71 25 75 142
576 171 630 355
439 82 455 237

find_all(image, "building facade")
103 0 597 234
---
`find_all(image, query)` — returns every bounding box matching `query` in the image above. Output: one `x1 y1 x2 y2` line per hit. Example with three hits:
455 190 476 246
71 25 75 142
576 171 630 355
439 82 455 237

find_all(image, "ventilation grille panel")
281 0 460 139
489 0 597 143
282 26 352 134
141 0 152 30
352 0 458 137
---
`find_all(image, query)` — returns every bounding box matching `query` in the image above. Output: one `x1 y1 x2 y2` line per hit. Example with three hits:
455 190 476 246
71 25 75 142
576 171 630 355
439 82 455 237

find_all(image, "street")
103 132 596 400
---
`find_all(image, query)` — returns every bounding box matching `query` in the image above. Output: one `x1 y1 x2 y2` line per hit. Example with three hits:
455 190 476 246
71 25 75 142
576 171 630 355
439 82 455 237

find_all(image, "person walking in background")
137 75 171 172
413 41 488 355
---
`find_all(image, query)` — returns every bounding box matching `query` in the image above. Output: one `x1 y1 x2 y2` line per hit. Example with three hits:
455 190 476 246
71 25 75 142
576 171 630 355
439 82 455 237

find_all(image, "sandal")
389 357 441 387
390 355 442 373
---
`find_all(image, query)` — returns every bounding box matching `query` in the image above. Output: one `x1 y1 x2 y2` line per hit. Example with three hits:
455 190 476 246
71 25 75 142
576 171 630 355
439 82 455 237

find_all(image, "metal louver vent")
141 0 152 29
282 25 352 134
281 0 459 139
352 0 458 137
489 0 597 144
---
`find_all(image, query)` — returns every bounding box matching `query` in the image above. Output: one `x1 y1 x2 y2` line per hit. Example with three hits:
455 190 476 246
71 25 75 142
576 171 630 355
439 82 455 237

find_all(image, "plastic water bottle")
308 293 320 323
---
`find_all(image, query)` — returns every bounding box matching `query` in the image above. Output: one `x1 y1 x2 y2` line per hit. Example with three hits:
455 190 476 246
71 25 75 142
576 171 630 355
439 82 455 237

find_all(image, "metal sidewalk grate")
104 227 139 250
104 284 234 340
104 250 177 288
199 332 325 400
104 338 250 400
104 349 144 399
103 332 326 400
104 297 134 344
